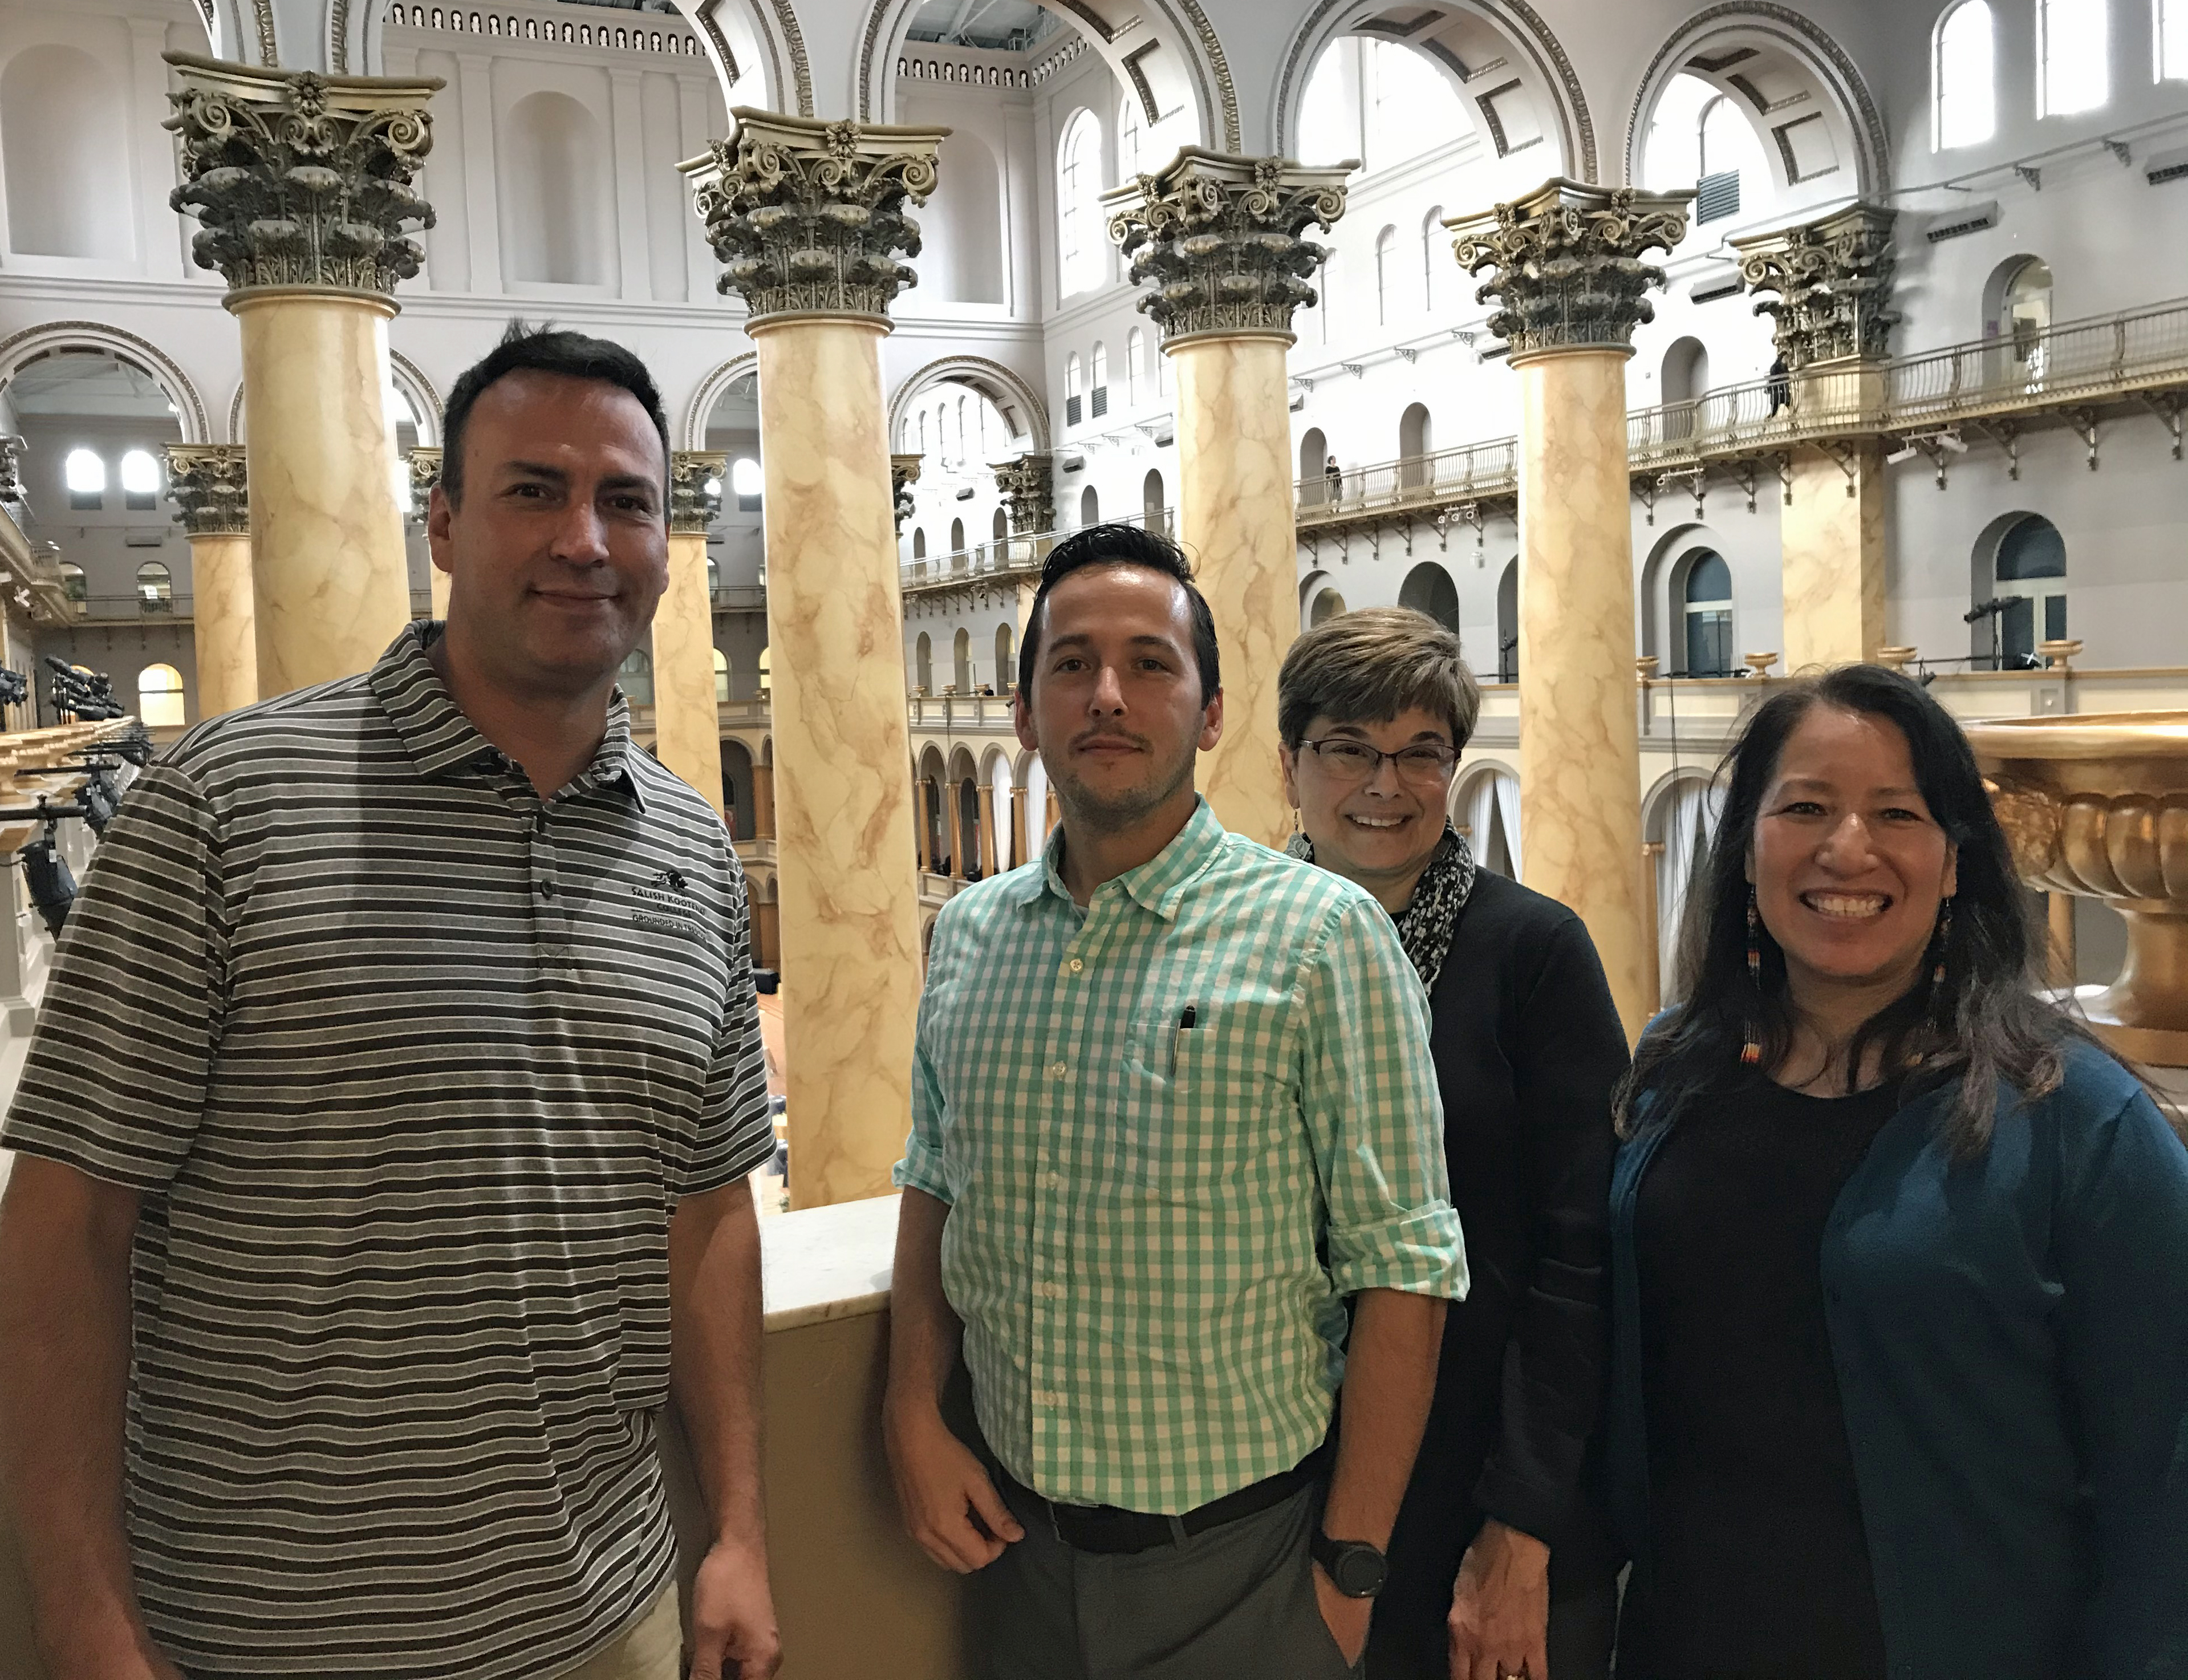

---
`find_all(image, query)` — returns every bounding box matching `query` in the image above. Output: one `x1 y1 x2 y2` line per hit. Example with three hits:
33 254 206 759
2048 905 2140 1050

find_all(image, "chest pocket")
1118 1008 1290 1198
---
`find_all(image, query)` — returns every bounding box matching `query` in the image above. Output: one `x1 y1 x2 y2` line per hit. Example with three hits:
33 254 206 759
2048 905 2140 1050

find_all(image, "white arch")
683 352 761 451
0 322 210 444
887 355 1050 455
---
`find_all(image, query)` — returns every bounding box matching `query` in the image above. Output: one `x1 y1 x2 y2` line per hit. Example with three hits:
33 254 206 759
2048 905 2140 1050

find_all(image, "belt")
997 1448 1325 1557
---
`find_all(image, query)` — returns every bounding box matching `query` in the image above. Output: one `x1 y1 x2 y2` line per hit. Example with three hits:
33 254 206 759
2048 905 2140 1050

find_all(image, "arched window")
731 456 762 511
1992 257 2055 375
1126 327 1145 405
994 623 1015 692
706 558 721 596
1399 562 1459 634
917 411 928 455
757 646 770 693
1696 95 1768 222
912 526 927 560
1420 205 1443 313
949 517 965 553
1937 1 1998 148
1300 428 1329 501
1365 39 1466 171
1090 342 1109 418
1057 109 1106 297
1079 485 1099 526
618 647 653 705
66 448 105 510
2040 0 2109 116
713 647 730 703
2163 0 2188 79
58 562 87 611
956 395 968 463
1460 768 1522 880
136 663 184 729
915 631 933 691
120 449 160 510
1398 403 1433 490
1992 514 2068 664
1142 468 1165 530
1310 586 1347 626
953 626 972 692
1681 550 1734 676
1065 352 1083 428
1118 94 1143 179
135 561 173 614
1374 225 1398 325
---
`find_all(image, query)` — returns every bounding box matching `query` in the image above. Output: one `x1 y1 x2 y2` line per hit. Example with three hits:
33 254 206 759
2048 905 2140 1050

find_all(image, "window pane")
1684 550 1732 603
1938 1 1997 148
2164 0 2188 79
120 449 160 495
2043 594 2068 641
2041 0 2108 115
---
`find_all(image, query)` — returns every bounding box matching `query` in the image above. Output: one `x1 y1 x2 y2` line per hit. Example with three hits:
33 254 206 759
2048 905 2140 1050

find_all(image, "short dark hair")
1278 606 1481 750
439 319 671 508
1017 522 1220 702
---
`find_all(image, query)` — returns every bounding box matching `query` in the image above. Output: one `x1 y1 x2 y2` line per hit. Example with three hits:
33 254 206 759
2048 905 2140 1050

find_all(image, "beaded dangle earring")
1928 899 1955 1006
1741 886 1764 1066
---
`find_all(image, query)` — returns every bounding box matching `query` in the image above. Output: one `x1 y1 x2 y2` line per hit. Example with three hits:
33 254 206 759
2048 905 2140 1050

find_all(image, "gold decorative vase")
1968 712 2188 1066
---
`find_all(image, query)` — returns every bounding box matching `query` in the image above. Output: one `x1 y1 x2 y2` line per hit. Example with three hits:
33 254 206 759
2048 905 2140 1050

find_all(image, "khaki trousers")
554 1586 683 1680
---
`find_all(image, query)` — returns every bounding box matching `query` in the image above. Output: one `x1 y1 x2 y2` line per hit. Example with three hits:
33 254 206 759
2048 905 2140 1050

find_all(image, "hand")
687 1537 781 1680
1313 1563 1374 1669
882 1405 1024 1573
1447 1519 1550 1680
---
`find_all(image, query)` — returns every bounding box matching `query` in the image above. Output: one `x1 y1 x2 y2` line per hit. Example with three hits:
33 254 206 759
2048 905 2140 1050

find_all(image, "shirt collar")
367 622 647 810
1036 796 1227 922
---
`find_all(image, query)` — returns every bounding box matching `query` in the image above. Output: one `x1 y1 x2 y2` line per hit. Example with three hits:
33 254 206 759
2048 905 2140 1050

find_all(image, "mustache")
1070 728 1150 753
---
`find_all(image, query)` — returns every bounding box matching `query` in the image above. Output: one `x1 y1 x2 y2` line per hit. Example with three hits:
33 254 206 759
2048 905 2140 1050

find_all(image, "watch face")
1333 1544 1387 1598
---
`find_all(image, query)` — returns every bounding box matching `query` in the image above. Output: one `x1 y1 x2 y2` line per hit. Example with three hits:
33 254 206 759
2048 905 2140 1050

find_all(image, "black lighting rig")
0 663 152 933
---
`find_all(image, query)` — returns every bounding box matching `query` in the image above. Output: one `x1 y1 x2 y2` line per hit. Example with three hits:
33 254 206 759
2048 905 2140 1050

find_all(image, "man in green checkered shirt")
886 524 1467 1677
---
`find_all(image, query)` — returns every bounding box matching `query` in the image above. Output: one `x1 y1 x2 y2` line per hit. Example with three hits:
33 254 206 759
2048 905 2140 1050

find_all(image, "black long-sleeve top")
1371 870 1628 1667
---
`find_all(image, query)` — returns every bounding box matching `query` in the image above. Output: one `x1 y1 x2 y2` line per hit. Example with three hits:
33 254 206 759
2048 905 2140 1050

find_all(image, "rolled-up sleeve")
892 909 955 1204
1297 894 1468 1301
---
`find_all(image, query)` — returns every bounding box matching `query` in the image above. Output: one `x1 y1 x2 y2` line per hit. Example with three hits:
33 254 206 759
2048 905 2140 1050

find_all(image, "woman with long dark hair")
1607 664 2188 1680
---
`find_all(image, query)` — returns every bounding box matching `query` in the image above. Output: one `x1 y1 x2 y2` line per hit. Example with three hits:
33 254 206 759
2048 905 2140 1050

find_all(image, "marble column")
915 778 934 873
166 53 438 696
1733 205 1899 673
993 452 1054 539
1010 785 1028 871
976 784 998 878
1450 182 1691 1044
164 444 257 717
685 111 944 1208
946 789 965 882
754 761 775 839
656 453 728 817
1106 151 1352 847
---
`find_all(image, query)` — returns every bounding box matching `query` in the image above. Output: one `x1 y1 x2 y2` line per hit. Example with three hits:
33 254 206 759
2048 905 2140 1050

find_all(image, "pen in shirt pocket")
1168 1003 1197 1077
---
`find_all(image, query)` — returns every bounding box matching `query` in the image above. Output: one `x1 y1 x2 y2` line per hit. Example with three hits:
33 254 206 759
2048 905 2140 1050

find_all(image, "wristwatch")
1310 1529 1388 1600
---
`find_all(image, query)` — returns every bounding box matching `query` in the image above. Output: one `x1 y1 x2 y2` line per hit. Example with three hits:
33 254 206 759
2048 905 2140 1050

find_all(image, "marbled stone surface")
653 530 725 819
235 295 413 696
752 316 923 1209
759 1191 899 1333
188 531 257 717
1172 333 1295 848
1782 441 1886 675
1517 350 1649 1045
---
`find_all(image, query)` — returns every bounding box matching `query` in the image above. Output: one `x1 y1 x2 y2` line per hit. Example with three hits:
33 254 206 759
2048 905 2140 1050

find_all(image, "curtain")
1655 778 1723 1004
1463 772 1503 876
1492 772 1524 882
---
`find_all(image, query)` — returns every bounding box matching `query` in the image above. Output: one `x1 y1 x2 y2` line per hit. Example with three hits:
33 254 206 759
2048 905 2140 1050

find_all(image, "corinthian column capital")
682 111 948 328
991 452 1053 535
164 444 250 535
1446 179 1692 362
1103 151 1353 345
164 52 440 301
1732 202 1901 370
670 452 728 535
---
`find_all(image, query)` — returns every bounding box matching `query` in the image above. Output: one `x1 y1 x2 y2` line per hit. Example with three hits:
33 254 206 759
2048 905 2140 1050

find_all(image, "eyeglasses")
1298 737 1459 784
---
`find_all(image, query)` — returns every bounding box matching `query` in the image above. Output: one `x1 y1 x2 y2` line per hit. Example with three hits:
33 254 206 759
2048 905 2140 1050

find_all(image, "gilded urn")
1966 711 2188 1066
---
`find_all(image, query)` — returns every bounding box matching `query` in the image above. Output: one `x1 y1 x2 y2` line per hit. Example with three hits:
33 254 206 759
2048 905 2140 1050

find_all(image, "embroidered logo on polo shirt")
631 869 700 937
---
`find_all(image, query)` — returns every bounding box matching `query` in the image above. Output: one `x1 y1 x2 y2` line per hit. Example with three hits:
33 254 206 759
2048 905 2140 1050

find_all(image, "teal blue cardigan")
1608 1042 2188 1680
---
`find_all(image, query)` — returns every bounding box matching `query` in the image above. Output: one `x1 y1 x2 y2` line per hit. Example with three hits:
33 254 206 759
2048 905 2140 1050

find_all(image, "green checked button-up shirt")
895 798 1467 1514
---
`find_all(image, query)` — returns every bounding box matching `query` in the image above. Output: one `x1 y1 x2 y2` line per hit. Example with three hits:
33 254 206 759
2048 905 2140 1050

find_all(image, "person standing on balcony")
1276 609 1627 1680
0 324 781 1680
1766 354 1791 417
884 523 1466 1677
1327 451 1345 503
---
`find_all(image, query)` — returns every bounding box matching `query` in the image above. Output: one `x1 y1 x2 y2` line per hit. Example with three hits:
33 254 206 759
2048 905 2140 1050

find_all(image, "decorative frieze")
163 444 250 535
891 452 923 534
1103 150 1352 343
670 451 728 535
682 111 946 326
1446 180 1691 360
1732 203 1900 370
164 51 440 298
992 452 1054 535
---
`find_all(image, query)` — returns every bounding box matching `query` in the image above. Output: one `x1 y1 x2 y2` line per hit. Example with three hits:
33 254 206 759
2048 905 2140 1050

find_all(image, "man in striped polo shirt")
0 326 779 1680
884 524 1468 1675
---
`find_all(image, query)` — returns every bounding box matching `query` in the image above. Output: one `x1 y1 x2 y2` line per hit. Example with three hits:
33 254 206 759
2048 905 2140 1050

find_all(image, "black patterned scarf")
1285 821 1477 993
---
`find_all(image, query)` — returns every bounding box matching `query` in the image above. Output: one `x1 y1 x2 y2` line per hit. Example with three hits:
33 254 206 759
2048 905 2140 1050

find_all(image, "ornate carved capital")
1103 151 1352 344
891 452 922 534
1446 180 1691 360
1732 203 1901 371
406 446 442 523
670 451 728 535
164 444 249 535
164 51 440 299
682 109 946 326
0 435 25 510
991 452 1053 535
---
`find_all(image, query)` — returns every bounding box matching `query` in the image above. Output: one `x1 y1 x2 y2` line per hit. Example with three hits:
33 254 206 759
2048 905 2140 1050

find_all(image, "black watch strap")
1309 1529 1388 1599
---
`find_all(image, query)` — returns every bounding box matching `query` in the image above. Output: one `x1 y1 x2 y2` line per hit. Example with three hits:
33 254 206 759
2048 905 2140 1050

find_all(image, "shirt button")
1049 1061 1068 1080
1037 1172 1063 1191
1065 959 1083 975
1034 1281 1063 1300
537 880 558 899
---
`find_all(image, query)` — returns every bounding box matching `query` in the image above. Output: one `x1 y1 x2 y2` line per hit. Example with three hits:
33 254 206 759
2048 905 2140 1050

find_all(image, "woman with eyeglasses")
1277 608 1627 1680
1606 664 2188 1680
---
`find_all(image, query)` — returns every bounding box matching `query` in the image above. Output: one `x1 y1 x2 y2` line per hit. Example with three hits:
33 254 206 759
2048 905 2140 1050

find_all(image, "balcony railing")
1296 438 1519 522
900 509 1175 595
71 593 188 620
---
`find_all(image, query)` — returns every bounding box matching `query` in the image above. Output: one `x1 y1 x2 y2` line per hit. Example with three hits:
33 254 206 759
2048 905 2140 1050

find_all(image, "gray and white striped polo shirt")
2 623 773 1679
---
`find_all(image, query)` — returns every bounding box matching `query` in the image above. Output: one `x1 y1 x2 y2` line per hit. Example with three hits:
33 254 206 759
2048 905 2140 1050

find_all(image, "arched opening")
1126 327 1146 407
949 516 965 553
1398 403 1432 489
923 129 1005 303
1987 514 2068 666
2039 0 2109 117
136 663 185 728
712 647 730 704
502 91 611 286
1495 559 1519 682
953 627 972 693
66 447 107 510
1677 549 1734 677
1297 35 1473 173
135 562 173 614
0 46 135 261
1987 258 2054 378
1936 1 1997 148
618 646 654 705
1090 342 1109 418
720 737 757 842
987 750 1016 869
757 646 770 694
1399 563 1459 635
1648 773 1724 1005
1309 586 1348 626
994 623 1014 695
914 630 933 693
1661 337 1710 407
1299 428 1331 506
1420 204 1444 313
1374 225 1398 325
912 527 927 561
1644 74 1773 226
1142 468 1165 531
1057 108 1106 298
916 744 948 870
1064 352 1083 430
1457 767 1523 880
730 456 762 512
1118 94 1143 178
58 562 86 612
119 448 161 510
1079 485 1099 526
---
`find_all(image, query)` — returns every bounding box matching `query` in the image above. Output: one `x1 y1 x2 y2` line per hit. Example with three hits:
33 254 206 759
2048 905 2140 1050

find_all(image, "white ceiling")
907 0 1061 53
6 354 179 421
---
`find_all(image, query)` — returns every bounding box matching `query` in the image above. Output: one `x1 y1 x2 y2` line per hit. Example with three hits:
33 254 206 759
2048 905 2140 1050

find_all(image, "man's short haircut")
439 319 671 508
1017 522 1221 703
1277 606 1481 750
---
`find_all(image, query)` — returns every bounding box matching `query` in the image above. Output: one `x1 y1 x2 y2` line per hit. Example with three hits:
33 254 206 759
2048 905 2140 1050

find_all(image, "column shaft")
234 295 413 695
1171 333 1296 847
655 530 725 817
189 533 258 717
946 785 965 881
751 316 922 1210
1010 785 1028 871
1518 351 1651 1042
915 780 934 873
1781 443 1886 673
754 763 775 838
976 784 998 877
